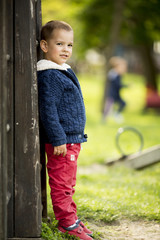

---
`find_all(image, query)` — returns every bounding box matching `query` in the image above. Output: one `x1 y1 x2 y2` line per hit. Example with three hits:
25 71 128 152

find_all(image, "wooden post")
0 0 13 239
0 0 44 238
14 0 41 237
36 0 48 219
6 0 14 237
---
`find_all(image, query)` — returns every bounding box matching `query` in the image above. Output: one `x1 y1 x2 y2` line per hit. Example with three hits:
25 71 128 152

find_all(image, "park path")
88 219 160 240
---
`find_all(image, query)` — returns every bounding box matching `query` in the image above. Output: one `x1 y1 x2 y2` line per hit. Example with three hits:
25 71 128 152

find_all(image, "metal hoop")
116 126 144 156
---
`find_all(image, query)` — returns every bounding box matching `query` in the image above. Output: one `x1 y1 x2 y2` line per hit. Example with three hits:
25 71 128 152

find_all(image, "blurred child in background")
102 56 128 123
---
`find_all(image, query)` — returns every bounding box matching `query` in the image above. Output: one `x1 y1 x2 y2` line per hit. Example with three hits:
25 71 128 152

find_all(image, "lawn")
42 73 160 240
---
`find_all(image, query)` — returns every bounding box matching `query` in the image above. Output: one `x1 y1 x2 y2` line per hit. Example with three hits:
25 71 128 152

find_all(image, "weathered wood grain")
1 1 43 238
0 0 11 239
14 0 41 237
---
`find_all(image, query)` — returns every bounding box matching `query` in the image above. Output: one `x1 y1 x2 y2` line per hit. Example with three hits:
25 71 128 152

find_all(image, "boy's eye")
57 42 62 45
68 44 73 47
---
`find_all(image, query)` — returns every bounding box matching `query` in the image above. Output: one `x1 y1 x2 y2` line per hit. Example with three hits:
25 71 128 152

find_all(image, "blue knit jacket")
37 59 87 146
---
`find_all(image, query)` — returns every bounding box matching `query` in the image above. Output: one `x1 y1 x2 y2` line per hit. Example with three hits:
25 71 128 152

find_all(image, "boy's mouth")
60 54 68 58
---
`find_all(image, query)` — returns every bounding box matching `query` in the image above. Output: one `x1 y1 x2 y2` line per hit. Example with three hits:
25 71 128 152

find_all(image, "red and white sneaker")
58 224 93 240
76 220 93 236
79 221 93 236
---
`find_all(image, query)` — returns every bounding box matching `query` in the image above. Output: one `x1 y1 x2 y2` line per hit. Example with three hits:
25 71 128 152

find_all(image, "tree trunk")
102 0 126 112
105 0 126 60
139 44 158 90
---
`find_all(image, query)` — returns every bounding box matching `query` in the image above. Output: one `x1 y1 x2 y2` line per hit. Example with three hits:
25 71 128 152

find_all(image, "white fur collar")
37 59 71 71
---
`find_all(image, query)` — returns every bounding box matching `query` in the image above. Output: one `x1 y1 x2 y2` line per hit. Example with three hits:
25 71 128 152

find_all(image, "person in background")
102 56 128 123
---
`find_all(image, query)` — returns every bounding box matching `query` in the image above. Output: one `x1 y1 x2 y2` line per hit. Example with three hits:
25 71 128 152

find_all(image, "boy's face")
116 62 127 75
41 29 73 65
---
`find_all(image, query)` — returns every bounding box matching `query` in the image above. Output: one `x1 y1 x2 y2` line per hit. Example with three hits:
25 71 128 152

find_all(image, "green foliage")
76 0 160 49
78 0 114 49
41 219 80 240
41 0 160 60
123 0 160 44
41 222 55 240
41 0 73 24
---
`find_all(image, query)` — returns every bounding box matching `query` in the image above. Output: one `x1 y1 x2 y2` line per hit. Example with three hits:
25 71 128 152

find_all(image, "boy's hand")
53 144 67 157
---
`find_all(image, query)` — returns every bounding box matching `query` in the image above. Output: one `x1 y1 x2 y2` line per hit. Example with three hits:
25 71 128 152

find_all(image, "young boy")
37 20 93 240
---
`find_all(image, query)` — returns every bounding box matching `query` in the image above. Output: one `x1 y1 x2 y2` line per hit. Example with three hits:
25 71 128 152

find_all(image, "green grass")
42 73 160 239
75 165 160 222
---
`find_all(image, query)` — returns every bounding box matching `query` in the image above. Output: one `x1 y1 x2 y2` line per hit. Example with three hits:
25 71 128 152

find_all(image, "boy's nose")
63 45 69 52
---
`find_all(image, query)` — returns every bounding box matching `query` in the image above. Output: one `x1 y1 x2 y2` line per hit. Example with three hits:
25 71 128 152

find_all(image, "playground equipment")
123 144 160 169
116 127 144 157
107 126 160 169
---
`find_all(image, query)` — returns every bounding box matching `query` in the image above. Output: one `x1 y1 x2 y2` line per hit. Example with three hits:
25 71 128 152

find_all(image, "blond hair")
109 57 126 68
109 57 127 74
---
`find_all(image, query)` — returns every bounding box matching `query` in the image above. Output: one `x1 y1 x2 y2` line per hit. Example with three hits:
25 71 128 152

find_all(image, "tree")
77 0 160 89
122 0 160 89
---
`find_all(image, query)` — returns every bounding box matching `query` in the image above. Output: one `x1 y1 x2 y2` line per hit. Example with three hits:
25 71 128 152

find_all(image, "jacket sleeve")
38 72 67 146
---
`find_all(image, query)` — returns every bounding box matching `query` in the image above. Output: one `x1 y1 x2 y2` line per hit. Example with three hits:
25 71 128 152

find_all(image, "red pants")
45 143 81 227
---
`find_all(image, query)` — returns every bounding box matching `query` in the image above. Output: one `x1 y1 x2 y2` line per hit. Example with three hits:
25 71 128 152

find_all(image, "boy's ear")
40 40 48 53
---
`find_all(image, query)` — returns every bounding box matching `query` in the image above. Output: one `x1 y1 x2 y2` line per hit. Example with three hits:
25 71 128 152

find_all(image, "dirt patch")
88 220 160 240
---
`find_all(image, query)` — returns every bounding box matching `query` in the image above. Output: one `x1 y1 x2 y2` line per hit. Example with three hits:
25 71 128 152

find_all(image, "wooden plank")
36 0 43 61
35 0 48 218
125 145 160 169
5 0 14 237
14 0 41 237
0 0 9 239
